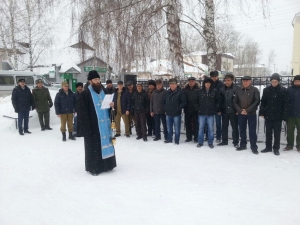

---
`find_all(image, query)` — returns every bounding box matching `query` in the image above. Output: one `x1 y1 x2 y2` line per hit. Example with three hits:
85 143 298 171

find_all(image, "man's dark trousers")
185 113 198 142
265 119 282 151
238 114 258 150
154 114 168 140
222 113 239 145
38 111 50 129
18 110 30 132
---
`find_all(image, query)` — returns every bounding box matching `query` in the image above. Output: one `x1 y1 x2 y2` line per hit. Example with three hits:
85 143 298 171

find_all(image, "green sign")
84 66 107 73
60 73 73 79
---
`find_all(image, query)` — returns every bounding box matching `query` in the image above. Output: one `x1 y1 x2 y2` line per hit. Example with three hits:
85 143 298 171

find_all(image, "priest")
77 70 116 175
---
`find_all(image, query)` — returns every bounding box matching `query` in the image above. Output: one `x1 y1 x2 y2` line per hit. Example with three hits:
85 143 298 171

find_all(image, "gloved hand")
49 103 53 108
15 108 18 113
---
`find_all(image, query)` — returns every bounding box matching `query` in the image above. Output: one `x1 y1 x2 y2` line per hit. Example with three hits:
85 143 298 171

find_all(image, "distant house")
184 51 234 74
77 57 113 83
233 64 266 77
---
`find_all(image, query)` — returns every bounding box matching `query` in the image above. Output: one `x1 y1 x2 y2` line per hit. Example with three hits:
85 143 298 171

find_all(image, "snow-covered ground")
1 90 300 225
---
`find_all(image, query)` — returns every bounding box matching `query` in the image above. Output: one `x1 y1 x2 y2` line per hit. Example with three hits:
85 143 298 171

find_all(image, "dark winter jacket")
212 79 224 92
150 87 167 114
285 85 300 118
54 88 77 115
233 85 260 115
104 87 116 95
183 82 200 115
32 86 53 113
132 90 148 113
163 87 186 116
11 85 35 112
259 84 286 121
113 87 131 114
219 84 237 114
146 88 155 113
194 84 221 116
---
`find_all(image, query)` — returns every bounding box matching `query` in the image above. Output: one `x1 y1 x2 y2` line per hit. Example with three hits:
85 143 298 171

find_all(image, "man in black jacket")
146 80 156 136
74 82 83 136
11 78 35 135
259 73 286 155
234 76 260 154
195 78 221 148
218 74 239 147
183 77 200 143
104 80 116 94
283 75 300 152
150 79 168 141
163 78 186 145
132 84 148 141
210 70 224 143
54 81 77 141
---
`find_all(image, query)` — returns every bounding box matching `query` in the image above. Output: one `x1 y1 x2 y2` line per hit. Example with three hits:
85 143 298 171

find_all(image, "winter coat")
150 88 167 114
132 90 149 113
104 87 116 95
32 86 53 113
183 82 200 115
163 87 186 116
285 85 300 118
233 85 260 115
11 85 35 112
54 88 77 115
259 84 286 121
212 79 224 92
113 87 131 114
146 88 155 113
194 84 221 116
219 84 237 114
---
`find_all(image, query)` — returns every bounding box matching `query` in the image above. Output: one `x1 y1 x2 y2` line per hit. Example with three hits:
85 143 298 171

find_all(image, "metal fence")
137 76 295 89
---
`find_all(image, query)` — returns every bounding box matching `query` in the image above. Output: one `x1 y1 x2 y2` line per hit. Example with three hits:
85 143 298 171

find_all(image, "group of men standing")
10 70 300 176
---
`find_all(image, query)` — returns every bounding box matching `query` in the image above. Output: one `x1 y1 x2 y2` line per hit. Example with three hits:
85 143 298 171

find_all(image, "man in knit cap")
259 73 286 155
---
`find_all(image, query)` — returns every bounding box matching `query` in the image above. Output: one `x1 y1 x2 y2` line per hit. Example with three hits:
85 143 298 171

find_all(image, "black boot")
261 148 272 153
69 132 76 140
274 150 280 156
62 132 66 142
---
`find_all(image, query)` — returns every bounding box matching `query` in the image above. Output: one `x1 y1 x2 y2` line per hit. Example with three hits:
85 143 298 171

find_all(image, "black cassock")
77 88 116 174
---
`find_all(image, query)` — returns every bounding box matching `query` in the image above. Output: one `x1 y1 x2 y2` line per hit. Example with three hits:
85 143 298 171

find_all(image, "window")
0 75 14 85
16 76 34 85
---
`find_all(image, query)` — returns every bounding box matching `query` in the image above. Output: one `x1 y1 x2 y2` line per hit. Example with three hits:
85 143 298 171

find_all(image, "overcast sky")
43 0 300 74
229 0 300 73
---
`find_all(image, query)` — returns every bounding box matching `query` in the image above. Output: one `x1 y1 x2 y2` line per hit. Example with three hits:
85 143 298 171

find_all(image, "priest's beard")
91 83 102 94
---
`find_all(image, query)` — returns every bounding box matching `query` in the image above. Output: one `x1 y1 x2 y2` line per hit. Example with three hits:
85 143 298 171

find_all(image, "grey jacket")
233 85 260 115
150 88 167 114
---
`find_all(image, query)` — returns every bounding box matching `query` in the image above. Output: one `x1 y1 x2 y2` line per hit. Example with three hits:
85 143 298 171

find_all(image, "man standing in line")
210 70 224 143
32 79 53 131
163 78 186 145
104 80 116 94
77 70 116 176
183 77 200 143
113 81 131 137
150 79 168 141
259 73 286 155
218 74 239 147
12 78 35 135
132 83 148 141
146 80 156 137
74 82 83 136
126 81 136 135
233 76 260 154
195 78 221 149
283 75 300 152
54 81 77 141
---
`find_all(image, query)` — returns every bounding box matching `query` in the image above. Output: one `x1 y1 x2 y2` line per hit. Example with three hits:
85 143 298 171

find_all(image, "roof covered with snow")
59 62 81 73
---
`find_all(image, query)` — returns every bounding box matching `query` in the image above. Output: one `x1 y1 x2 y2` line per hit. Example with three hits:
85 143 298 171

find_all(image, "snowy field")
1 90 300 225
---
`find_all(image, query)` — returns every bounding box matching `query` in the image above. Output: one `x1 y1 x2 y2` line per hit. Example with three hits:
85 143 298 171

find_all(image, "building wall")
292 13 300 75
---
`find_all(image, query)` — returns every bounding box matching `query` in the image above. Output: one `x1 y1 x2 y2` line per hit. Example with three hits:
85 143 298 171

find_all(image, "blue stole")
88 85 115 159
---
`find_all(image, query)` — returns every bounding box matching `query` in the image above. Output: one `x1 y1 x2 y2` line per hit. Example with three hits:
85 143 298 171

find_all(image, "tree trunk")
9 0 18 70
26 1 33 71
0 23 13 67
203 0 217 72
166 0 184 79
